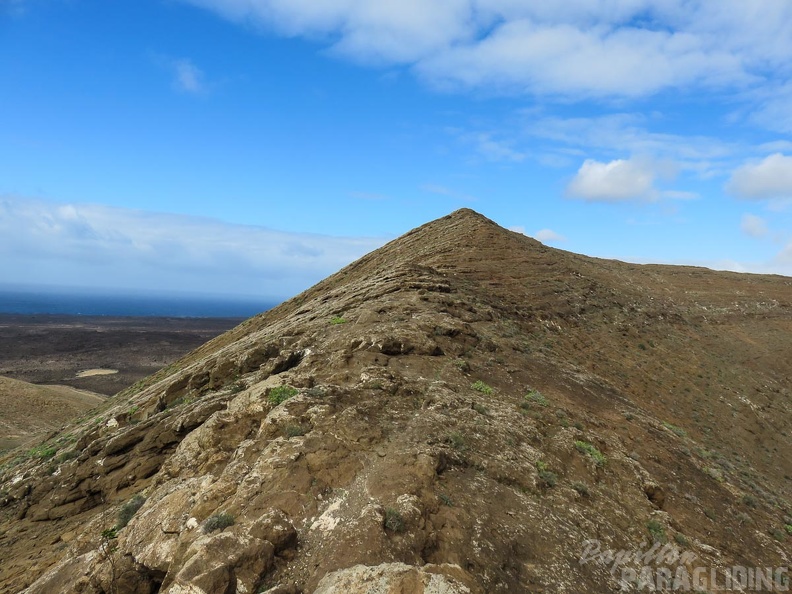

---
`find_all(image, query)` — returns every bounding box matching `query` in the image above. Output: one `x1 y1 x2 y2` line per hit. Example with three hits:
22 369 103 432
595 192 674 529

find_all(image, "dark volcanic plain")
0 315 242 396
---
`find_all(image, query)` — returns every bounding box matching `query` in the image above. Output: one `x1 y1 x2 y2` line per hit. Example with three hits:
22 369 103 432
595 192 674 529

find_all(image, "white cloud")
727 153 792 200
179 0 792 99
567 157 658 202
0 196 385 298
172 58 205 93
533 229 565 243
740 214 769 238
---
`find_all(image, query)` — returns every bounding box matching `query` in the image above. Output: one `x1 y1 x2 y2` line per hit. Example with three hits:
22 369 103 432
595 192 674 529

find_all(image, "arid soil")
0 209 790 593
0 315 241 395
0 377 104 451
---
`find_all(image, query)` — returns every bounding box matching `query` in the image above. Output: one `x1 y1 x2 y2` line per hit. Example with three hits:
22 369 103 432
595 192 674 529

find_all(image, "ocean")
0 288 278 318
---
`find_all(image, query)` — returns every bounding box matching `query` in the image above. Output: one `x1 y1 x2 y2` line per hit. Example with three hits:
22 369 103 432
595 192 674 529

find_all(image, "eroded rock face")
313 563 472 594
2 209 792 593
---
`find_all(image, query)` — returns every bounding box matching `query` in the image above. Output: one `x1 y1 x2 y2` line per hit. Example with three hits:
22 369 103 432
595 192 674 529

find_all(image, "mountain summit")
1 209 791 593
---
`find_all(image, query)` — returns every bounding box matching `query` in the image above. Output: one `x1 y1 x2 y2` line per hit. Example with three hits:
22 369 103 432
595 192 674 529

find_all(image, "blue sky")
2 0 792 300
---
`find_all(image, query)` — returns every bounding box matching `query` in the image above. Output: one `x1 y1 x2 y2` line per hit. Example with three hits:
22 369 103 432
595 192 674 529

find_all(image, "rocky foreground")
1 209 790 593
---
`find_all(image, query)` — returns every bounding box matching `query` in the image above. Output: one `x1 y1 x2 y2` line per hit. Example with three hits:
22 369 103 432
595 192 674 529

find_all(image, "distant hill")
1 209 790 593
0 377 103 451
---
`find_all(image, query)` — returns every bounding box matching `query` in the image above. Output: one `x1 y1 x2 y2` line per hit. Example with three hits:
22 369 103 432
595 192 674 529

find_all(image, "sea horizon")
0 286 280 318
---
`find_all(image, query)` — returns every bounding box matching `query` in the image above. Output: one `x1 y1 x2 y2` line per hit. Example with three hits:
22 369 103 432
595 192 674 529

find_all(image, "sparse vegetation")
785 524 792 535
574 441 606 467
28 445 57 460
384 508 405 533
117 494 146 529
471 380 493 395
524 389 548 407
329 316 347 325
446 431 466 451
571 481 590 497
673 533 689 546
472 402 489 415
203 512 235 534
268 385 298 405
56 449 80 463
439 494 454 506
663 422 687 438
284 424 307 438
453 358 470 373
647 519 667 543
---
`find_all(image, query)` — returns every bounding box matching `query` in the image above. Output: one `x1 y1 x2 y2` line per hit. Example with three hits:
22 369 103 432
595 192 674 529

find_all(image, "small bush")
524 390 548 407
785 524 792 535
284 424 307 438
674 533 689 546
742 494 758 508
538 470 558 488
117 494 146 529
662 422 687 438
329 316 347 325
446 432 466 451
453 359 470 373
770 528 786 542
572 481 590 497
384 508 405 533
471 380 493 395
268 386 298 405
203 512 235 534
28 445 57 460
647 519 667 543
574 441 607 467
472 402 489 415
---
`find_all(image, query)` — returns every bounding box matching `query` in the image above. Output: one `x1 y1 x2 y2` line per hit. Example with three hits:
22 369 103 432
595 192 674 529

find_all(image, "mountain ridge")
1 208 790 593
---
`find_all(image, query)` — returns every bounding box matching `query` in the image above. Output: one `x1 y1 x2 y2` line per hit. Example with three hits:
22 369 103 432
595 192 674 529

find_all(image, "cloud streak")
0 196 385 298
179 0 792 101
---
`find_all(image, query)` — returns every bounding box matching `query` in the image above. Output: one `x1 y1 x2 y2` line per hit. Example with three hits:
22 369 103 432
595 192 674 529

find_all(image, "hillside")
0 377 104 452
0 208 790 593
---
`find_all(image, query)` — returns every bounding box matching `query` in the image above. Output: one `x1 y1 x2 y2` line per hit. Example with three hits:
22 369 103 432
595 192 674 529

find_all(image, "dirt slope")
0 377 104 451
0 209 790 593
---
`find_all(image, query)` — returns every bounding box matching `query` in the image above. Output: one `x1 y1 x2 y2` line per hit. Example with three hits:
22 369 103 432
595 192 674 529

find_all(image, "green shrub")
662 422 687 438
785 524 792 535
524 390 548 407
470 380 493 395
453 359 470 373
117 494 146 529
574 441 607 467
472 402 489 415
384 508 405 533
538 470 558 488
647 519 667 543
571 481 590 497
446 432 466 451
28 445 57 460
284 424 307 438
203 512 235 534
268 386 298 405
329 316 347 325
674 533 689 546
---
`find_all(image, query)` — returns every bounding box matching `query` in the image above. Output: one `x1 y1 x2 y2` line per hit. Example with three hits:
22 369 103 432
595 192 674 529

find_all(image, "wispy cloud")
0 196 385 298
740 214 769 238
171 58 205 93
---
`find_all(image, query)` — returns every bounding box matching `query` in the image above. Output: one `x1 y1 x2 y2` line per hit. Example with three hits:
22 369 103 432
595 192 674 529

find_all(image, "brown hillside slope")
0 377 104 451
1 208 790 593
